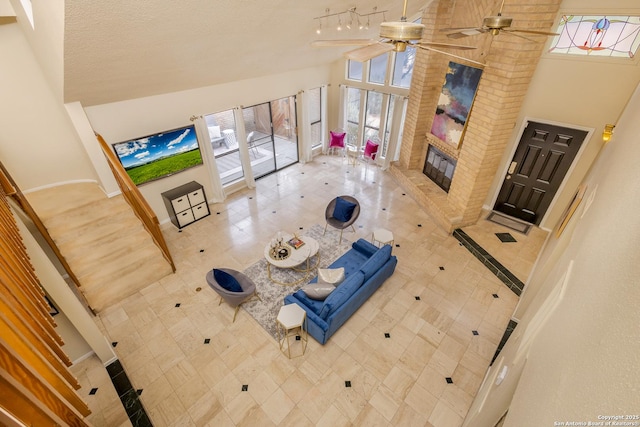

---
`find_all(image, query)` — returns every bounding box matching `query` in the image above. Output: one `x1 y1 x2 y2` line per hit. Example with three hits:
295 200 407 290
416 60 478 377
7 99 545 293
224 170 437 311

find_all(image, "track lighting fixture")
313 6 387 35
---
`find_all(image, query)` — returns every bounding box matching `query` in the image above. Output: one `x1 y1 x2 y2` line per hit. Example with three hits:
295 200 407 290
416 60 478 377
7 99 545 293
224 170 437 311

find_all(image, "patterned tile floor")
70 154 547 427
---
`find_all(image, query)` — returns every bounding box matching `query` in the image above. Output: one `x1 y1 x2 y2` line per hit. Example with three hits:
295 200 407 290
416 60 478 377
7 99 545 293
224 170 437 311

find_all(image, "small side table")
346 145 359 167
372 228 394 248
276 304 308 358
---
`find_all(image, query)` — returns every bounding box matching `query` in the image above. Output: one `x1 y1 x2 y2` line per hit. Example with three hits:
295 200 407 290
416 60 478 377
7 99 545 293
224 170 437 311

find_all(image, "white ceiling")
63 0 425 106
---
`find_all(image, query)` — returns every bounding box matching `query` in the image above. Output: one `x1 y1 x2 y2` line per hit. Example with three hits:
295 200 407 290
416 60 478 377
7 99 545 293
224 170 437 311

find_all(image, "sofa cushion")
351 239 379 258
318 267 345 286
301 283 335 301
333 197 357 222
359 244 392 281
213 268 242 292
318 271 365 319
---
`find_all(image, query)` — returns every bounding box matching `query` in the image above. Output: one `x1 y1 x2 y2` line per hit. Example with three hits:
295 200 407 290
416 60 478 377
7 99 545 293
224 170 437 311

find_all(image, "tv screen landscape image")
112 125 203 185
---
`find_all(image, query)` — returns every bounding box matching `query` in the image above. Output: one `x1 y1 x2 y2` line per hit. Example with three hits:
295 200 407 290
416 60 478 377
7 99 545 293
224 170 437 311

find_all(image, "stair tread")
80 258 173 311
76 248 171 286
26 183 107 219
43 197 131 234
65 229 160 275
54 215 143 247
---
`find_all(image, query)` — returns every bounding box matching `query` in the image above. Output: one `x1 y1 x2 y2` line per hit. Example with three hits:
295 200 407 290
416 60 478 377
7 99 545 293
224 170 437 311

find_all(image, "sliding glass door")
243 95 298 180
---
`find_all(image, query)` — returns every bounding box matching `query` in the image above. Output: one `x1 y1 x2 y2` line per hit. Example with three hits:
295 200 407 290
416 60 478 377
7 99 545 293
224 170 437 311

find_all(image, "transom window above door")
548 15 640 58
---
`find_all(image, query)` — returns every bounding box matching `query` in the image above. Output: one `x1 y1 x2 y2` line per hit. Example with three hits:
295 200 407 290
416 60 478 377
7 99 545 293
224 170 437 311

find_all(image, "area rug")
241 224 352 339
486 211 532 235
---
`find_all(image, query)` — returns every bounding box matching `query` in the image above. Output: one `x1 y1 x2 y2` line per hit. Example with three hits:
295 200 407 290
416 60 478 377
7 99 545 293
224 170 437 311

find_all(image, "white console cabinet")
161 181 210 228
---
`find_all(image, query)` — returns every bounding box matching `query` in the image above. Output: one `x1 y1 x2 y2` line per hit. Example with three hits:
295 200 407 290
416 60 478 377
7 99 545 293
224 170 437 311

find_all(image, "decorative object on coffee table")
264 232 319 286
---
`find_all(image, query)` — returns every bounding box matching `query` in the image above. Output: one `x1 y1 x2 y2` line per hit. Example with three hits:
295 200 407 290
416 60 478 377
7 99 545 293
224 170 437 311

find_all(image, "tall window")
346 88 361 147
392 46 416 88
368 53 388 84
383 94 404 157
308 87 323 149
341 16 418 163
364 91 383 144
348 61 363 81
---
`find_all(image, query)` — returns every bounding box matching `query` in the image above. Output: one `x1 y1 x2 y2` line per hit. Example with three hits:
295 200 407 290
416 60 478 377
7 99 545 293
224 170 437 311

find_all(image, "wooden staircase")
26 182 173 312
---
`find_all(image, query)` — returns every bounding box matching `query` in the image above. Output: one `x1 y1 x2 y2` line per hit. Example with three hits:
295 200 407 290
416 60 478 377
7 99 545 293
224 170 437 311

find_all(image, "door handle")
508 161 517 174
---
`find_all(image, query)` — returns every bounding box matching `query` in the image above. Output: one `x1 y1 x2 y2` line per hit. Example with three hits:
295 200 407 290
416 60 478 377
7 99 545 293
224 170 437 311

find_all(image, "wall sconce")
602 124 615 143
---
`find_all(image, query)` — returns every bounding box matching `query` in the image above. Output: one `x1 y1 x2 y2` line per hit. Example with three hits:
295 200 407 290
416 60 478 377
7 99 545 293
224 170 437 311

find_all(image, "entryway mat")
486 211 532 235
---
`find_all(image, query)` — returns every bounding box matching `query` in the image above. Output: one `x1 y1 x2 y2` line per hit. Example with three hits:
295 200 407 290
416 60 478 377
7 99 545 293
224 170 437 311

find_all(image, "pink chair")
362 139 379 170
328 129 346 156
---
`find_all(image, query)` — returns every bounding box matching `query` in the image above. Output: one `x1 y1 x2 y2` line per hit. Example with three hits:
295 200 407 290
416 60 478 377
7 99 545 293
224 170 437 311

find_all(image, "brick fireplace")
389 0 562 232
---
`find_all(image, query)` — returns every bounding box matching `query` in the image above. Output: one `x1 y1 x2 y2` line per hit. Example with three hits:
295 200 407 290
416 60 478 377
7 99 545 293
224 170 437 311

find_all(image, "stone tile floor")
70 154 547 427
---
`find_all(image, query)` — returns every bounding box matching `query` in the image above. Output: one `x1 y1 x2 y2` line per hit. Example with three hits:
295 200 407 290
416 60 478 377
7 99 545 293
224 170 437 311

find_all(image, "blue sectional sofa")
284 239 397 344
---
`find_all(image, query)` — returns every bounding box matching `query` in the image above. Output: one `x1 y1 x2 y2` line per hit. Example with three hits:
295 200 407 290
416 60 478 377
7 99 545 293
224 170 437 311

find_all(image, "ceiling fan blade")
344 42 394 62
440 26 482 32
500 31 537 42
311 39 378 47
415 44 485 67
421 41 476 50
508 28 560 36
444 28 487 39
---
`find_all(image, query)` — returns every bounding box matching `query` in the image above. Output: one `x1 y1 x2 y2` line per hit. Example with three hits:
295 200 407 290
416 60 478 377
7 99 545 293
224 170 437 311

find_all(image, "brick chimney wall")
390 0 562 232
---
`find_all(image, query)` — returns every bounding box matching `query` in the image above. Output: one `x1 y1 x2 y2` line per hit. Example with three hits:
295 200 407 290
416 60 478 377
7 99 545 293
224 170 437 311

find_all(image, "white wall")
0 19 98 191
464 81 640 426
82 66 332 222
485 0 640 230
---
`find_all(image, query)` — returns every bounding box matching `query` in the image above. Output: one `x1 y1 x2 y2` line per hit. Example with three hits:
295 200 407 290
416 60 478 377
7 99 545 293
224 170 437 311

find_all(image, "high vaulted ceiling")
64 0 425 106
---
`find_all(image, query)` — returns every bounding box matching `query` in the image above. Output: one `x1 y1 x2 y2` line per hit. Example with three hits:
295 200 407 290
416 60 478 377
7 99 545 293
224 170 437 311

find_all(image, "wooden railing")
96 133 176 272
0 181 91 426
0 162 85 301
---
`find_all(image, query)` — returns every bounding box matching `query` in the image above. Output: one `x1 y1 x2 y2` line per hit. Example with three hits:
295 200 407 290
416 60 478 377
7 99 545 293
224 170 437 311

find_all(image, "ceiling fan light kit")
379 21 425 41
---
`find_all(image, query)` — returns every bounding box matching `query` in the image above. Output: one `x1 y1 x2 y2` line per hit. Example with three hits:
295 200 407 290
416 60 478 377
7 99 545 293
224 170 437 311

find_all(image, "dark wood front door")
494 121 588 225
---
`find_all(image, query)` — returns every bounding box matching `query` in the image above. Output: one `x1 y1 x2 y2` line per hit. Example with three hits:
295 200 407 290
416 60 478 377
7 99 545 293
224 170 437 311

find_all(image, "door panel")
243 96 298 180
494 122 587 225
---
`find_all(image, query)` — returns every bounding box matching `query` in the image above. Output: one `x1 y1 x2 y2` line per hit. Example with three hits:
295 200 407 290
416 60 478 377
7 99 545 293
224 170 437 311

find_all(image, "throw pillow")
317 267 345 286
329 131 346 148
333 197 357 222
213 269 242 293
301 283 335 301
208 125 221 139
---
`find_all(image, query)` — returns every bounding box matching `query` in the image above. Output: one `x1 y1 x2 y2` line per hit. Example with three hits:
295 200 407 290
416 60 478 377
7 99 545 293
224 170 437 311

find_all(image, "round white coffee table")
292 235 320 273
264 234 319 286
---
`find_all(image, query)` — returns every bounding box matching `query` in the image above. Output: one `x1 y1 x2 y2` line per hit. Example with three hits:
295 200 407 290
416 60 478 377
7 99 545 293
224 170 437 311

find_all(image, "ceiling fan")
311 0 483 66
440 0 559 41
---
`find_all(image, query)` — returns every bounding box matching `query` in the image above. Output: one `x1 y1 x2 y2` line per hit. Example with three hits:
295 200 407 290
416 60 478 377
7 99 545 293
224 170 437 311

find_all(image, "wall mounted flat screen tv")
112 124 203 186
